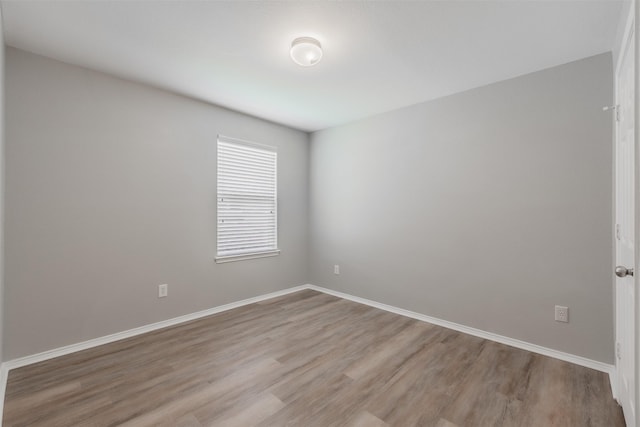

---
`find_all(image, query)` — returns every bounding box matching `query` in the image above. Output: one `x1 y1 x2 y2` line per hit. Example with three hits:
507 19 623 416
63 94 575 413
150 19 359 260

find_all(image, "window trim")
215 249 280 264
215 135 279 263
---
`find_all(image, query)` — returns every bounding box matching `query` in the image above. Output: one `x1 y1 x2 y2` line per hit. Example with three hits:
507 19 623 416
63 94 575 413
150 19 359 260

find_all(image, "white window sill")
215 250 281 264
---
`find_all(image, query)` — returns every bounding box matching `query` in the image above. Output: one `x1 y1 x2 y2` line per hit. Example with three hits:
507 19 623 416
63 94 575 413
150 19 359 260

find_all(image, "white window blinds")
216 135 279 261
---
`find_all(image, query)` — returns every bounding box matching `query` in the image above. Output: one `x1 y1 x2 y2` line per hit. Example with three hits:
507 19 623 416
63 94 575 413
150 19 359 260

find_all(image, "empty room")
0 0 637 426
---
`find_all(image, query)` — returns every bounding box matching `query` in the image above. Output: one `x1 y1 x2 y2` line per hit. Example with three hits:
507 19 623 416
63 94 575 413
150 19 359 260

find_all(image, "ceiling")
1 1 625 132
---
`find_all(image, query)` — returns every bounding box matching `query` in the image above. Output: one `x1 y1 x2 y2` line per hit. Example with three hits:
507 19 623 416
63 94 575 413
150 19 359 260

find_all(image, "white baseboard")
0 363 7 426
306 284 615 375
3 283 616 374
609 367 619 402
3 285 308 371
0 282 617 426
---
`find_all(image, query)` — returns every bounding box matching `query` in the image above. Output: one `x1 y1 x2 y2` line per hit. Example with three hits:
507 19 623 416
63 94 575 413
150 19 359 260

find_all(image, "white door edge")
615 4 637 425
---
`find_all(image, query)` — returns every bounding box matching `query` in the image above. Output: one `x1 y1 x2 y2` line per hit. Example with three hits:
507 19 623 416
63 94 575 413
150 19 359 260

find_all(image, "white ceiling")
1 1 624 132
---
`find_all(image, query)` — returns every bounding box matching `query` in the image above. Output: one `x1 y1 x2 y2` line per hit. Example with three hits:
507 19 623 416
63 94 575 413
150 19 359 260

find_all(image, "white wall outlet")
334 264 340 275
158 284 168 298
555 305 568 322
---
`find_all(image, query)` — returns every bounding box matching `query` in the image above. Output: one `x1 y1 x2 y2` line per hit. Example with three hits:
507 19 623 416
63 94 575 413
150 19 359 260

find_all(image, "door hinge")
616 224 621 240
617 342 622 360
603 105 620 121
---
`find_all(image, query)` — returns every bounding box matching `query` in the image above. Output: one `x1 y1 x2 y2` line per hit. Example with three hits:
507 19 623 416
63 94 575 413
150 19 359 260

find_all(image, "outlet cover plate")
159 284 168 298
555 305 568 322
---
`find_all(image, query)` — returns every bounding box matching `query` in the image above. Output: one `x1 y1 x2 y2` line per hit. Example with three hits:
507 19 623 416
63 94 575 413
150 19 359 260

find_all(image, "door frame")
613 1 638 425
609 5 640 425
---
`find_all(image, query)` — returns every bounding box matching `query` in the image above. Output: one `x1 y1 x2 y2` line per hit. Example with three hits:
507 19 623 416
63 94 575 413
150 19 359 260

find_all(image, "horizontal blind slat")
219 141 275 157
217 137 278 258
218 159 275 172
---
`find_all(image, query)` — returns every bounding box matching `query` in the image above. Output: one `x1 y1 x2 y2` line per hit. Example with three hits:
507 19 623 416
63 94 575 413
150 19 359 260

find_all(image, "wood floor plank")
343 320 435 380
435 419 460 427
348 411 389 427
2 290 625 427
439 340 528 426
174 414 203 427
116 358 282 427
256 372 355 427
199 392 284 427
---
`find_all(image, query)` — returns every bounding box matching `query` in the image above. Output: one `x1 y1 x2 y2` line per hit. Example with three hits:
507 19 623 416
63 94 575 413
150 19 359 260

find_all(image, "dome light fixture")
290 37 323 67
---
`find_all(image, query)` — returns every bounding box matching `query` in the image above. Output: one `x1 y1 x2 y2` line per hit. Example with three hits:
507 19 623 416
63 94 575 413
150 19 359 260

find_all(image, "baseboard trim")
0 283 615 412
4 283 615 375
0 363 8 425
609 367 619 402
3 285 308 371
306 284 615 375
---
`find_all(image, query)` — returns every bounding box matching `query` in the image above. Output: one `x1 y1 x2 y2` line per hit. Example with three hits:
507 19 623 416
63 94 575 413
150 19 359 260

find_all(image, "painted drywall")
5 48 309 360
310 53 615 363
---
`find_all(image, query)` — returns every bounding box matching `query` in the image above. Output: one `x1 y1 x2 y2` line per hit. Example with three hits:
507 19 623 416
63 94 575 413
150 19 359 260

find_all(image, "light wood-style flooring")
3 290 625 426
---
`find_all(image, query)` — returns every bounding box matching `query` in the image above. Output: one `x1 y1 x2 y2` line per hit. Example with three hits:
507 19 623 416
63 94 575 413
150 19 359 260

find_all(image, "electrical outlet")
555 305 568 323
158 284 168 298
334 265 340 275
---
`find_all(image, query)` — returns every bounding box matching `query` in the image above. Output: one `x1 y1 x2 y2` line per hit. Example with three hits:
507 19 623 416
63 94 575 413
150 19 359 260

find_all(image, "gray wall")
5 48 309 360
309 53 614 363
5 47 615 364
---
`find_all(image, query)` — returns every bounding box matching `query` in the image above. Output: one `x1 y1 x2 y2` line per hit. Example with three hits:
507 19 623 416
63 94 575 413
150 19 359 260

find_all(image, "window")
216 135 279 262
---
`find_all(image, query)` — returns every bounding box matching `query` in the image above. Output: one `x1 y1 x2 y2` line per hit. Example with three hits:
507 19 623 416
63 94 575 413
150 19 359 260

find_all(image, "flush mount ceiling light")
290 37 323 67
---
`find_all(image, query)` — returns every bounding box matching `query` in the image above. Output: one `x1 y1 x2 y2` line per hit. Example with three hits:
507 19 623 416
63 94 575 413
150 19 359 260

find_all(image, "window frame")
215 135 280 263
